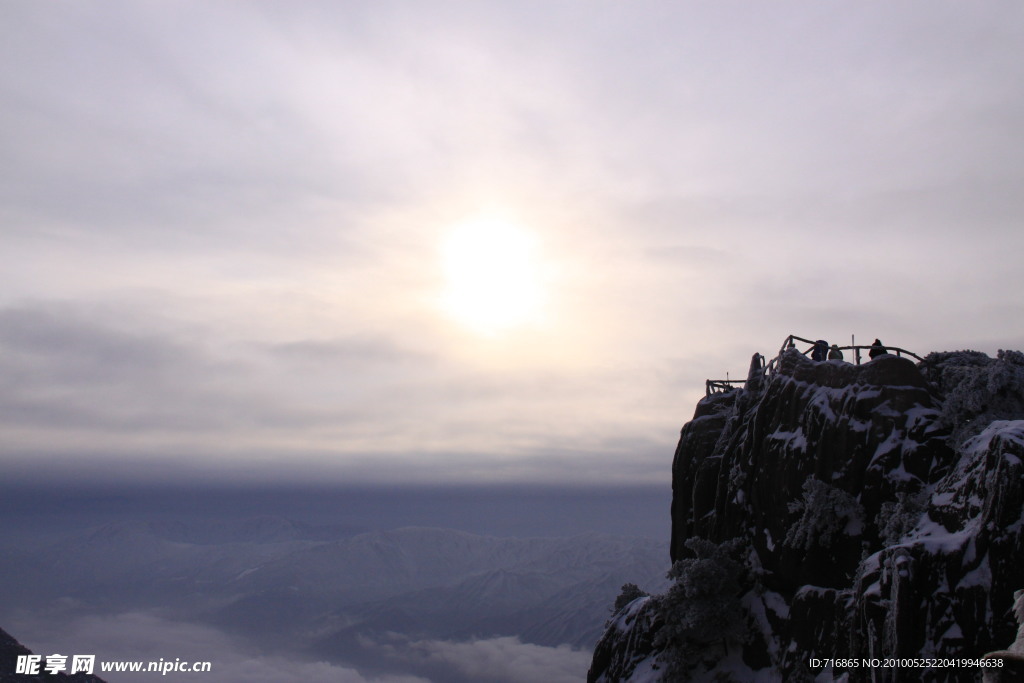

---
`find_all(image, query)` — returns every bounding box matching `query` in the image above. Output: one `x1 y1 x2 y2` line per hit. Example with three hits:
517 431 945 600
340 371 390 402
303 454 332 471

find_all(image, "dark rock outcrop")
590 348 1024 682
588 597 662 683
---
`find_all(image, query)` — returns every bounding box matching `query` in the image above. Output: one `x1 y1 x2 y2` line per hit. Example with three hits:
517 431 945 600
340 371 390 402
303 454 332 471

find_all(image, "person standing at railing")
869 339 888 360
811 339 829 361
828 344 844 360
745 352 765 392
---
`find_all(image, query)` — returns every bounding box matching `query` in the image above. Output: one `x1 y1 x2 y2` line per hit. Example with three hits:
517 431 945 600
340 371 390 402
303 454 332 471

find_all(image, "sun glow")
440 216 545 335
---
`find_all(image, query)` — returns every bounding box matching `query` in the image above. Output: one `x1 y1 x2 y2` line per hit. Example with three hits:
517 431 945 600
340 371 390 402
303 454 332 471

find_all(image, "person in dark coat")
828 344 844 360
745 352 765 392
811 339 829 362
869 338 887 360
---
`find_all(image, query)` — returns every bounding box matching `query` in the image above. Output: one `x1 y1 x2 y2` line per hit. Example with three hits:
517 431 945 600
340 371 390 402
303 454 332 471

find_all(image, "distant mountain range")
1 517 668 676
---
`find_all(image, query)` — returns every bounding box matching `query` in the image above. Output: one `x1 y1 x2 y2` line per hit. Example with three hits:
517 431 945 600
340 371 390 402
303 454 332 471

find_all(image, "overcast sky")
3 1 1023 487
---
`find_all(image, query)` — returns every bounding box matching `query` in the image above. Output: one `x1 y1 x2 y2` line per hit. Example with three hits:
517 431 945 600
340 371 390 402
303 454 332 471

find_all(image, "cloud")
2 2 1023 489
204 657 428 683
11 612 428 683
0 300 428 434
366 633 592 683
0 303 260 433
266 337 431 367
0 296 686 486
0 304 198 389
12 611 591 683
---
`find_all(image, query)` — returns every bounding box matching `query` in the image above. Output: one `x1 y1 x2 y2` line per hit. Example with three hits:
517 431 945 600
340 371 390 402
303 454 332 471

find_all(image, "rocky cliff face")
589 348 1024 682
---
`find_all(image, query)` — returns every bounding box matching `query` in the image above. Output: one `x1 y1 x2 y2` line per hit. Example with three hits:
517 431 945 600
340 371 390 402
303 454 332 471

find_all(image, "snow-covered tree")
877 489 927 546
924 349 1024 446
654 538 749 678
612 582 649 613
784 478 864 551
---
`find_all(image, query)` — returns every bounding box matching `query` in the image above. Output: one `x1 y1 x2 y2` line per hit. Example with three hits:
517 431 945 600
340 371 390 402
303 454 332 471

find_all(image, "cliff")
589 347 1024 682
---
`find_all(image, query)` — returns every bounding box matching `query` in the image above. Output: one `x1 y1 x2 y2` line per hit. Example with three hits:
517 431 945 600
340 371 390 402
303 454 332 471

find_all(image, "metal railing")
705 379 745 396
764 335 923 376
706 334 924 396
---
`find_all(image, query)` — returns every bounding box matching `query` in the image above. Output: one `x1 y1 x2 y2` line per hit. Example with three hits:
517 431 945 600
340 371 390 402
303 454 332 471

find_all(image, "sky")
3 1 1023 489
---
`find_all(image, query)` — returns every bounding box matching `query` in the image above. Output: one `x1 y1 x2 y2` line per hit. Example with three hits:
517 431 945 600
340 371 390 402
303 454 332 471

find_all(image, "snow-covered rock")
590 348 1024 682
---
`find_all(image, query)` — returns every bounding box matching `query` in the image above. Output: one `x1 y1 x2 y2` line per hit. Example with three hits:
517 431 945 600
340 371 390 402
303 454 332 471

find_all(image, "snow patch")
768 427 808 452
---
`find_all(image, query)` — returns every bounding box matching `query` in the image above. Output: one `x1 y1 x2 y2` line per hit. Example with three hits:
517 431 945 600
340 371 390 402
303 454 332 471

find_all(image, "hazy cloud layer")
365 633 591 683
2 2 1023 485
12 612 429 683
13 610 592 683
0 297 683 483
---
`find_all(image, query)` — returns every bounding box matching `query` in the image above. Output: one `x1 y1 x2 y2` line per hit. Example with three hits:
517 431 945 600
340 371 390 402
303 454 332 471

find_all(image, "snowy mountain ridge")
1 520 668 666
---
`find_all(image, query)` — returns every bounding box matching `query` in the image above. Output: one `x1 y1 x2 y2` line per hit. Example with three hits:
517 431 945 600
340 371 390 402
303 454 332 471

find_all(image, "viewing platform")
706 334 924 397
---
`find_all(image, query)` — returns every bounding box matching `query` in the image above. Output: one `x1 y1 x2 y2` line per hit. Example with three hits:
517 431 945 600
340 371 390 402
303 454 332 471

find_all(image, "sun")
440 216 544 335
